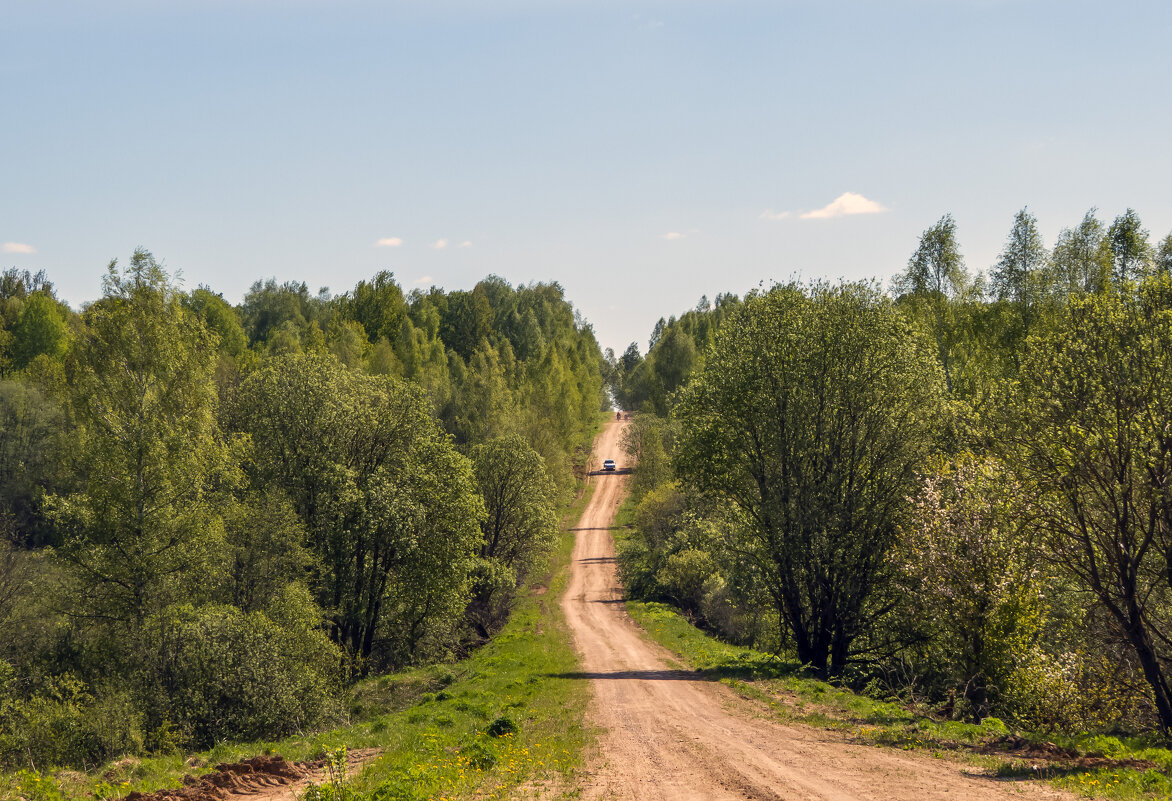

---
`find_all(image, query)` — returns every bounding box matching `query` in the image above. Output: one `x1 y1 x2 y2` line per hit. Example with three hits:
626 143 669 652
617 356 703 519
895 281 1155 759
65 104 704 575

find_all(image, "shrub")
150 593 342 747
0 662 143 769
486 715 520 737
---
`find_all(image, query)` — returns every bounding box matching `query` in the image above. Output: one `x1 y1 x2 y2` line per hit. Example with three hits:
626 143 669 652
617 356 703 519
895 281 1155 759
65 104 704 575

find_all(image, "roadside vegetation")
608 207 1172 796
0 257 607 771
2 513 593 801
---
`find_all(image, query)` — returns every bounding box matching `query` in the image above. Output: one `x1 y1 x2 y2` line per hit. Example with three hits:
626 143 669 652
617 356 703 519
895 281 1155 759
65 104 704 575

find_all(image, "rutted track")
562 419 1073 801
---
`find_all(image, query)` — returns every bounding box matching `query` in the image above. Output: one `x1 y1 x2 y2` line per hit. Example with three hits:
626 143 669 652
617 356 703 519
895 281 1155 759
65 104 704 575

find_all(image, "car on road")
602 459 616 471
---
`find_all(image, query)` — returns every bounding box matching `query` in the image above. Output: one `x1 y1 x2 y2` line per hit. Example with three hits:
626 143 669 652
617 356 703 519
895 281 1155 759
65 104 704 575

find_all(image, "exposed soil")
562 418 1076 801
123 749 381 801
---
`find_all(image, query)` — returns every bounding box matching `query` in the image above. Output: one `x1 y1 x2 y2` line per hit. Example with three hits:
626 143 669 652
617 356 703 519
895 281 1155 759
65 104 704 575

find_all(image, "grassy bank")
4 471 602 801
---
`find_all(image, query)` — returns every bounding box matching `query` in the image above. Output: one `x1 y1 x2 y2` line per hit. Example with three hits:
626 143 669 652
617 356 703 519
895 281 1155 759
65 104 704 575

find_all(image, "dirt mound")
125 755 314 801
122 749 383 801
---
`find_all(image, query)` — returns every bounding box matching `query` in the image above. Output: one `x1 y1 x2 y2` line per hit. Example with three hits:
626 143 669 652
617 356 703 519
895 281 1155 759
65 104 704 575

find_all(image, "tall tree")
1007 276 1172 732
52 250 231 626
674 283 945 677
895 214 967 298
0 380 68 546
9 293 70 370
1157 233 1172 276
991 208 1047 307
1049 208 1111 295
1107 208 1154 285
899 455 1042 720
894 214 968 393
465 435 559 637
231 353 483 668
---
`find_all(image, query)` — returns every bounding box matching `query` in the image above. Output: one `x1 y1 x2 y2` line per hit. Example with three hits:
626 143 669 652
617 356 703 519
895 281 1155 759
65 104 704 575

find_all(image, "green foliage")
239 278 326 349
674 282 946 676
0 662 143 770
1008 275 1172 732
9 294 69 370
52 250 233 626
620 413 673 501
231 352 484 669
0 380 68 546
183 287 247 358
219 490 311 613
302 746 355 801
485 715 519 737
145 601 342 747
466 436 559 638
1049 208 1112 295
1155 233 1172 276
991 208 1047 308
894 213 967 298
1106 208 1154 284
896 454 1044 721
611 294 741 414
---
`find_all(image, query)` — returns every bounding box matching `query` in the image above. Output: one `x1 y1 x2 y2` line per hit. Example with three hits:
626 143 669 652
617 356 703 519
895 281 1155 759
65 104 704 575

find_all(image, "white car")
602 459 616 471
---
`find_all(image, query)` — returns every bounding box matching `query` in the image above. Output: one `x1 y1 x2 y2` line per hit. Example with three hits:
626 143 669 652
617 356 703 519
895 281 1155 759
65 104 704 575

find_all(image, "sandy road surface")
562 419 1071 801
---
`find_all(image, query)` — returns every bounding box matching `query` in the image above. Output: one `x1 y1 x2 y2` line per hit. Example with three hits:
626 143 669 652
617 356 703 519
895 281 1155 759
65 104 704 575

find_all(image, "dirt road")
562 419 1071 801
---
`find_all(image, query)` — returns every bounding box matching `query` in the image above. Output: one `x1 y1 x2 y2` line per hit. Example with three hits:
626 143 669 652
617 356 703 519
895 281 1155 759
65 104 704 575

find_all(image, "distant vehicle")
602 459 616 471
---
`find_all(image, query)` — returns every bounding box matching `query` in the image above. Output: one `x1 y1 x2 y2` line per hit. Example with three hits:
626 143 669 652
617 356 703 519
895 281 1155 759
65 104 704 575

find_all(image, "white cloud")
432 239 448 249
759 210 791 221
375 237 403 247
413 275 433 285
660 232 685 240
458 241 472 249
2 242 36 254
800 192 887 220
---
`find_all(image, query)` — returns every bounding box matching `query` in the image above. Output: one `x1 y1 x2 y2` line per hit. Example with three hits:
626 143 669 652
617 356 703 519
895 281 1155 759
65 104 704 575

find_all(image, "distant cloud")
458 241 472 249
375 237 403 247
759 210 791 221
413 276 433 285
2 242 36 254
432 239 448 249
800 192 887 220
660 232 685 240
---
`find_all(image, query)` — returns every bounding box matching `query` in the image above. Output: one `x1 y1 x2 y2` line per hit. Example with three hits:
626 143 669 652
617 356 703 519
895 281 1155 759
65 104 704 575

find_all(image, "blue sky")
4 0 1171 353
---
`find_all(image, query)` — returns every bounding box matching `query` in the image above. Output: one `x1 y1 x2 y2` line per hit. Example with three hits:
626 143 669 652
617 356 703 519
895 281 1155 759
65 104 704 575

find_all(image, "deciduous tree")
675 283 945 677
1008 277 1172 732
52 250 232 626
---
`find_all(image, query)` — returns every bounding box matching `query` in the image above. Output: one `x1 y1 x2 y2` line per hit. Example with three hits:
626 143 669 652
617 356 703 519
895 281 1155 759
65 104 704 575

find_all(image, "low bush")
149 592 343 747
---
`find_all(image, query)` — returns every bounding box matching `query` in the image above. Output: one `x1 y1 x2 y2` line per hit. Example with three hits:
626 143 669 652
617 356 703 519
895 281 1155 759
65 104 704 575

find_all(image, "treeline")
0 253 606 766
612 206 1172 735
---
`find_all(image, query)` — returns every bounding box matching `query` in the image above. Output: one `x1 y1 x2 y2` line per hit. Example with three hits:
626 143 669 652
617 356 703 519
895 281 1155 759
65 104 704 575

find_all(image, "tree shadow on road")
547 662 808 684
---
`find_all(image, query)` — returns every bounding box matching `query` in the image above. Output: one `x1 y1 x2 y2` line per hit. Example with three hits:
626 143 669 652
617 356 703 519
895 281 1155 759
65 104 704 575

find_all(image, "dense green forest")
0 255 607 766
612 206 1172 735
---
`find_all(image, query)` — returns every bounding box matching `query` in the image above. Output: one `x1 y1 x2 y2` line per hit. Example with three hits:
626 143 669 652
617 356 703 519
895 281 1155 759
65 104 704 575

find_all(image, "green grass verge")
3 493 596 801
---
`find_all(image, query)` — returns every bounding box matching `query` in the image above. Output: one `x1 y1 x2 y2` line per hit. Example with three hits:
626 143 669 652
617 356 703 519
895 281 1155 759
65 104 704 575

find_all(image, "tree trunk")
1123 621 1172 733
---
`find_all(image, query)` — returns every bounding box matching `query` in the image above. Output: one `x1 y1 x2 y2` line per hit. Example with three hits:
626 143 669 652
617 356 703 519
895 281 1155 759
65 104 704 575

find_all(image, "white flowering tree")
898 454 1043 721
